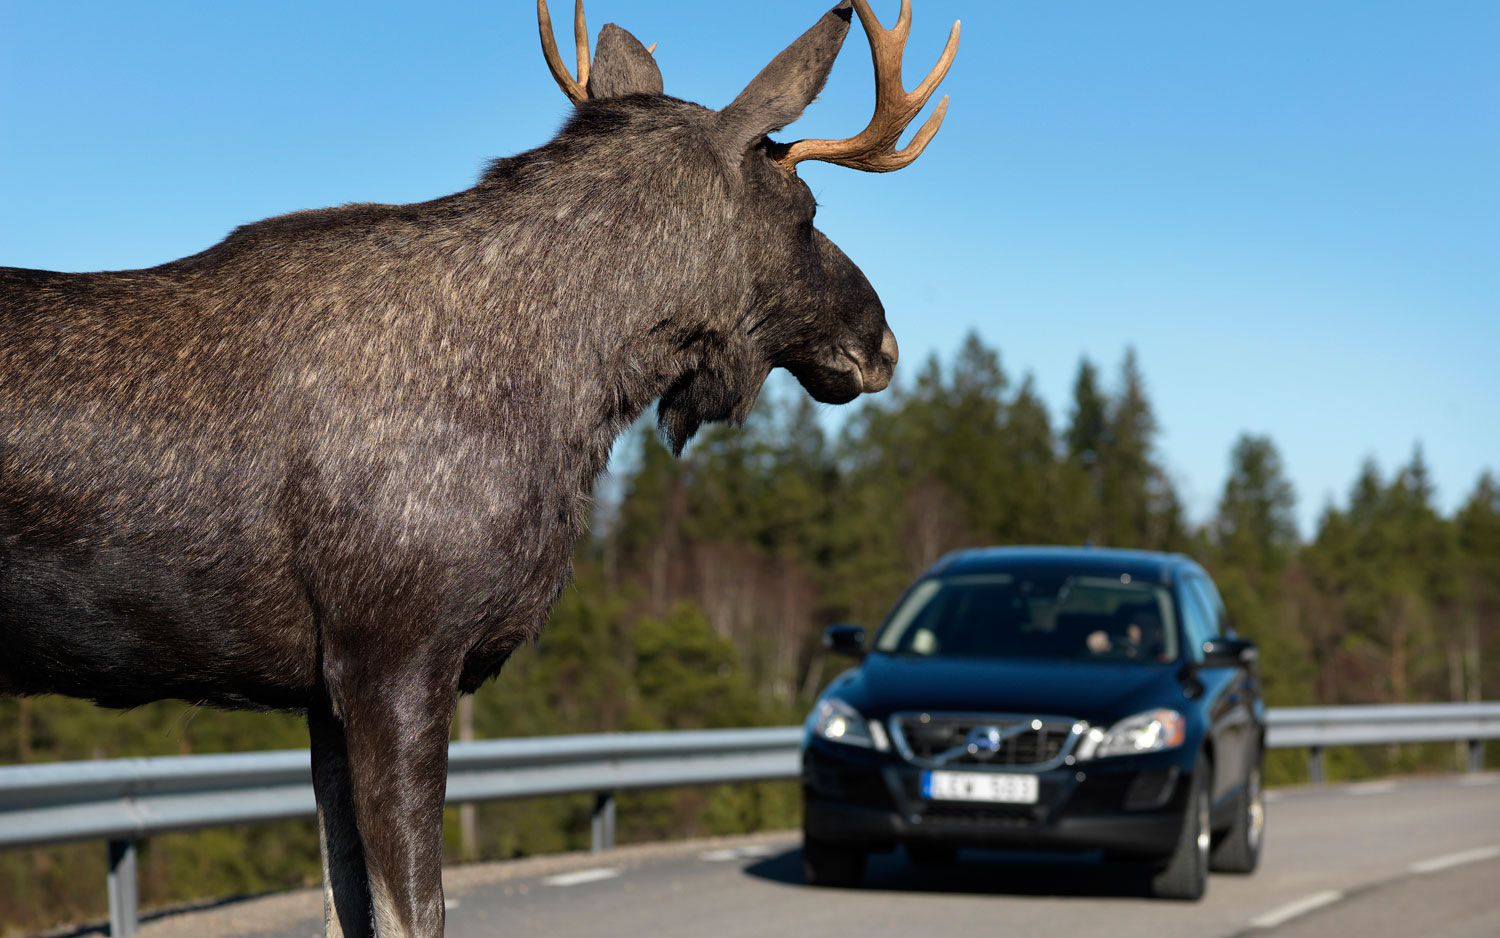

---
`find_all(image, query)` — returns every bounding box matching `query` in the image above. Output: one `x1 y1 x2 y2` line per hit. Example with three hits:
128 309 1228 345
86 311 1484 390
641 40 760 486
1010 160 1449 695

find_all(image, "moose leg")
310 704 375 938
340 674 458 938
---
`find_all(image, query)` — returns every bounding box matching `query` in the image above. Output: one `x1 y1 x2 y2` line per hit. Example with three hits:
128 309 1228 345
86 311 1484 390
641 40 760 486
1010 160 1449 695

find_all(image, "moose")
0 1 957 934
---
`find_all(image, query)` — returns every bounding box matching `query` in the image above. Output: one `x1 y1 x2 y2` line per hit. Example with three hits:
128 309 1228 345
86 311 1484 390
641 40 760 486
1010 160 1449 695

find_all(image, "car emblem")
949 723 1031 763
966 725 1004 754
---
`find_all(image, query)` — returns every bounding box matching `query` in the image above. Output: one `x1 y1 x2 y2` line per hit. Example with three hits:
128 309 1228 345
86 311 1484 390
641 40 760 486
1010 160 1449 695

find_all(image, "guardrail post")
107 839 139 936
1469 739 1485 774
1308 746 1324 785
591 792 616 853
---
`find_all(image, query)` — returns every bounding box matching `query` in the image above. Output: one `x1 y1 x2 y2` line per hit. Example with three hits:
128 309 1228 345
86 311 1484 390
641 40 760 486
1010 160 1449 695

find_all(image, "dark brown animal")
0 2 957 934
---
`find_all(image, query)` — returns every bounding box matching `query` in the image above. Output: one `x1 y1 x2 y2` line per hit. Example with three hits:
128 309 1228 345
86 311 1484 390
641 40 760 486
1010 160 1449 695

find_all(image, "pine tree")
995 374 1062 544
1064 357 1109 543
1100 348 1157 546
1208 433 1312 706
1215 434 1299 573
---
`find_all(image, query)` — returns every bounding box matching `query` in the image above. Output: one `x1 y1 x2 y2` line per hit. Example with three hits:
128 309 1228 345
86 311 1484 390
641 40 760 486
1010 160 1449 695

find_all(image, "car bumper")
802 737 1197 858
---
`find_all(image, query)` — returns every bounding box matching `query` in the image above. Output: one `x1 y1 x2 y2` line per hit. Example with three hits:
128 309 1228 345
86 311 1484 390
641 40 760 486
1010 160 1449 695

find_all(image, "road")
123 773 1499 938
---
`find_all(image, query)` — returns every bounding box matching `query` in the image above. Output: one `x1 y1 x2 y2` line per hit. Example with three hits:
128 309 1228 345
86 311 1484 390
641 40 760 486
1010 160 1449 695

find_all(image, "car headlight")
1075 708 1186 760
807 697 889 751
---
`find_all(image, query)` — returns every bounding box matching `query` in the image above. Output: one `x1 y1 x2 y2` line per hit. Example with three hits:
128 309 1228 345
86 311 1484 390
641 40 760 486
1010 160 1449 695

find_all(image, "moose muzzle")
852 326 899 394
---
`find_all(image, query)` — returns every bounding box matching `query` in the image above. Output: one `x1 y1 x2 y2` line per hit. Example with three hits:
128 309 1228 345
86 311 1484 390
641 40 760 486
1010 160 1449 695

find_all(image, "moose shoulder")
0 2 957 935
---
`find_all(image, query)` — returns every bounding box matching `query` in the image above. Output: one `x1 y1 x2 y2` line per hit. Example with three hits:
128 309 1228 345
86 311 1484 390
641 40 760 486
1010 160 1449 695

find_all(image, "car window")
1185 575 1225 639
1178 577 1214 662
873 573 1178 663
1192 574 1232 637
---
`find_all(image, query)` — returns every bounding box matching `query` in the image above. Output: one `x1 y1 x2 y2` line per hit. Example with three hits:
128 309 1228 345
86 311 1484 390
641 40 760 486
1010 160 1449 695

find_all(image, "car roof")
927 546 1199 587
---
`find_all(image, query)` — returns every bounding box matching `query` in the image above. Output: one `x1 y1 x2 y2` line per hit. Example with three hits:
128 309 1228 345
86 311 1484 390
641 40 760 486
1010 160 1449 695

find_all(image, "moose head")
532 0 959 451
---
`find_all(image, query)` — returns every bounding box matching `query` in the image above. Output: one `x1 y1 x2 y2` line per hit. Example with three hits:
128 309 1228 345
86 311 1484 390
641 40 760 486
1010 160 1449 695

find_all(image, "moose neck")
457 102 761 461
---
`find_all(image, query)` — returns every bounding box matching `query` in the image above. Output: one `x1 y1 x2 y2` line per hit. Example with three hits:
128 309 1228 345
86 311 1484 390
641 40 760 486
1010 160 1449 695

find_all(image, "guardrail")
2 704 1496 936
1265 702 1498 782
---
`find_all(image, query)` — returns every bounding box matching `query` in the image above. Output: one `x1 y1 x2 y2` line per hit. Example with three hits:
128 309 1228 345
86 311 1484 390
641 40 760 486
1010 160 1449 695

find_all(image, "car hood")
832 654 1189 724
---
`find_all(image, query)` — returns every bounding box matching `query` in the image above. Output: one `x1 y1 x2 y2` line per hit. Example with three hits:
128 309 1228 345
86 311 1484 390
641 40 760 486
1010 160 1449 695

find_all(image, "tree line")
1 332 1494 932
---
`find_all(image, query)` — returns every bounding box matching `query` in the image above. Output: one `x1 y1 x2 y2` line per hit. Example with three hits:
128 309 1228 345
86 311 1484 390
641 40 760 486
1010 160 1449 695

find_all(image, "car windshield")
873 572 1179 664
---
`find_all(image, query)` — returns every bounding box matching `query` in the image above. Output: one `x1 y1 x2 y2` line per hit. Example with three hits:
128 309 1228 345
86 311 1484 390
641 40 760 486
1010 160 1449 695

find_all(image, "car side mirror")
1201 637 1258 669
823 623 867 659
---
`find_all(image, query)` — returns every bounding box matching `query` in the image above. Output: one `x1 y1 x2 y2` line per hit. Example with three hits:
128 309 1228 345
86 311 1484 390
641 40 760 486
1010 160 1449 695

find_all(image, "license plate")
922 770 1039 804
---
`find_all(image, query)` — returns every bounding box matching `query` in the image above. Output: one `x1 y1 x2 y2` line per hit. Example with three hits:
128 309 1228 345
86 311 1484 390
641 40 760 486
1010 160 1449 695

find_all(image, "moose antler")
777 0 960 174
537 0 592 104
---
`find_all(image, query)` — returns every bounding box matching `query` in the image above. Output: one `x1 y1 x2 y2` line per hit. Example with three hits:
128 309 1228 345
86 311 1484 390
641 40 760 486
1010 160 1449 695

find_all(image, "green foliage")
3 333 1495 935
1215 434 1299 573
632 603 757 729
1294 448 1477 705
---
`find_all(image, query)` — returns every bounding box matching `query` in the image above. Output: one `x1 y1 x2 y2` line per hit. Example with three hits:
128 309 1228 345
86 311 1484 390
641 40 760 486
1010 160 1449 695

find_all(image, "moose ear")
587 23 664 99
716 2 853 153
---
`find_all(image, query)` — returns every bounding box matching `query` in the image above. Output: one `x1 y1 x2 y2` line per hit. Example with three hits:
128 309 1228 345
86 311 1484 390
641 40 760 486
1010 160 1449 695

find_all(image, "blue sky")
3 1 1495 535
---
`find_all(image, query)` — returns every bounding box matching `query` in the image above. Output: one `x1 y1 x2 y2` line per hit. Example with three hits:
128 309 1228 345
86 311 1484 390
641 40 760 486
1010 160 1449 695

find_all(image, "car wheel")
1150 754 1210 901
803 836 866 888
906 843 958 868
1211 754 1265 874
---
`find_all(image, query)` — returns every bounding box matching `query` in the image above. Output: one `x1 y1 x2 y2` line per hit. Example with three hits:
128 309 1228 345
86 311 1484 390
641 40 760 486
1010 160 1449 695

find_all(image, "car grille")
891 713 1076 767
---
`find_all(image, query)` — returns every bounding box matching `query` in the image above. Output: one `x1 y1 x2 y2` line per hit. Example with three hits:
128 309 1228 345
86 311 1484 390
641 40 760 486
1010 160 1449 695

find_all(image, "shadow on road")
744 846 1160 900
30 891 279 938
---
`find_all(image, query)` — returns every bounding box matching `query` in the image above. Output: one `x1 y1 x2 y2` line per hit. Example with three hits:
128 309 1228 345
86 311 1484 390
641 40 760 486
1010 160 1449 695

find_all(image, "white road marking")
1410 845 1500 874
1456 774 1499 787
1345 780 1398 796
444 897 460 911
1250 890 1344 929
700 845 775 862
1263 790 1283 803
543 867 622 887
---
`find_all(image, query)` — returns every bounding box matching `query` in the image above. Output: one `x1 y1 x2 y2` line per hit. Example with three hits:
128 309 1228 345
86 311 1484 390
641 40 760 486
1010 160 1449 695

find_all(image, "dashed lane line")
542 867 622 887
1409 845 1500 874
1244 842 1500 932
1249 890 1344 930
1344 780 1398 796
700 845 776 862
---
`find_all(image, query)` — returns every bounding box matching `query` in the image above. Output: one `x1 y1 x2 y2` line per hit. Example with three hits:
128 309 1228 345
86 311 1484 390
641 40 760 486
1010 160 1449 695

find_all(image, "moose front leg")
339 674 459 938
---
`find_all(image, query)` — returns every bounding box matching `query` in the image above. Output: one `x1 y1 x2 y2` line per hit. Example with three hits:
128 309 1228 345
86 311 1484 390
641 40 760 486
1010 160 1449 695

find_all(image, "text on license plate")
922 770 1039 804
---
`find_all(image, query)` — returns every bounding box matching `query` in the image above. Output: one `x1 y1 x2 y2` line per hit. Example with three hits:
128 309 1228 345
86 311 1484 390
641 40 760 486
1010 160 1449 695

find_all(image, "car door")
1177 573 1244 807
1186 572 1255 804
1194 573 1266 774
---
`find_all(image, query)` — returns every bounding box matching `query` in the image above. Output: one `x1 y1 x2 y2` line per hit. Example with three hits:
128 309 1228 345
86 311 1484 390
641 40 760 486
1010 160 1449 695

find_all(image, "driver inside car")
1086 608 1164 660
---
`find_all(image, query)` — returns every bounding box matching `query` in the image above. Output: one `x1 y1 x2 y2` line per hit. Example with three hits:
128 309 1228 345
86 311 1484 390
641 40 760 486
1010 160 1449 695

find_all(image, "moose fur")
0 3 938 935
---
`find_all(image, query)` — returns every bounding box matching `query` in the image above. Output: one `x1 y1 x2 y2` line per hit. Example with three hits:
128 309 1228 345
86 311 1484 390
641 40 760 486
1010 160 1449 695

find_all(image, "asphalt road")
124 773 1499 938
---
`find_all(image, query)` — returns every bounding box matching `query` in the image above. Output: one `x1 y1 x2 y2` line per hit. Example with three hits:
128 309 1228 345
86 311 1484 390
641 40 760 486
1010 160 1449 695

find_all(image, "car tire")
802 837 866 888
1150 754 1210 901
906 843 958 868
1211 753 1265 874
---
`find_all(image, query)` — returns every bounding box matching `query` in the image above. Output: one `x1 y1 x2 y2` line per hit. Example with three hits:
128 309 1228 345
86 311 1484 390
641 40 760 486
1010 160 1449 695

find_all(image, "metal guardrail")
0 728 802 937
2 705 1496 936
0 728 802 852
1265 702 1500 782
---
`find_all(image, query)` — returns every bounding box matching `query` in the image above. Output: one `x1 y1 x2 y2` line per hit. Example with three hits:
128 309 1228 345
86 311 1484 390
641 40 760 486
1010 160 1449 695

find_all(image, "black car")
800 547 1264 900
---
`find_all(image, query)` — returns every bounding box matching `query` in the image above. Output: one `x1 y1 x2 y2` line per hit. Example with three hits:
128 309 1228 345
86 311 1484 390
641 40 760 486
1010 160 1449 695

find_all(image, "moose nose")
879 327 899 371
861 327 899 393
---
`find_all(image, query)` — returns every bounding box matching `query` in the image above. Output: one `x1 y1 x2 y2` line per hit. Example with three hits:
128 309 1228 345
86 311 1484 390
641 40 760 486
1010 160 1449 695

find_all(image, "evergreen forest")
3 333 1496 932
